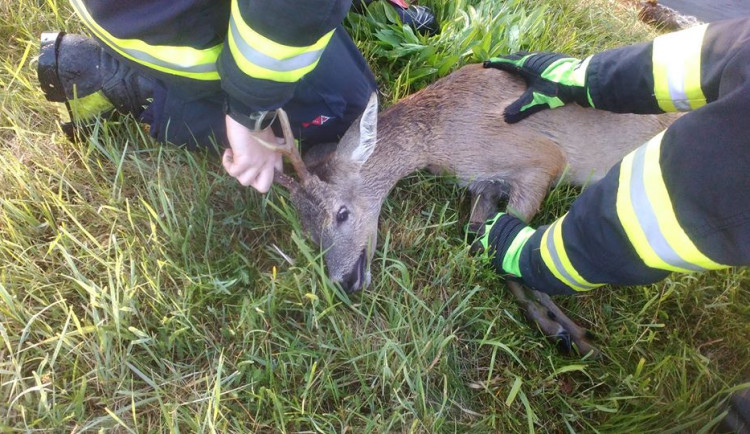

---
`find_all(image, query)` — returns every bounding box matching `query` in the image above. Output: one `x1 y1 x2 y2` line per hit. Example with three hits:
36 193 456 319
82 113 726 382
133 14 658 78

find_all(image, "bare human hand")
222 114 283 194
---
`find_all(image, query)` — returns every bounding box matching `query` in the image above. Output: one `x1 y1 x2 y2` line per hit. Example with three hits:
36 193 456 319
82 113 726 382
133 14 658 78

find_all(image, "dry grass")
0 0 747 432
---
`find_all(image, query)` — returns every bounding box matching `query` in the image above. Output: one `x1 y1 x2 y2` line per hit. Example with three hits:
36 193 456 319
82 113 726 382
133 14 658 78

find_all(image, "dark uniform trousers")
69 0 371 150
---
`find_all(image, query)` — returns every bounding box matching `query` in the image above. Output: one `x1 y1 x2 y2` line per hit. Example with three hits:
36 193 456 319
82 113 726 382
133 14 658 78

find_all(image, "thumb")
502 89 538 124
222 148 234 172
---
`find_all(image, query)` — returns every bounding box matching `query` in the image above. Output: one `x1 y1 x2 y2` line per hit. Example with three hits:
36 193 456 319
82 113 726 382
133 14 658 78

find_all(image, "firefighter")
38 0 438 194
472 18 750 432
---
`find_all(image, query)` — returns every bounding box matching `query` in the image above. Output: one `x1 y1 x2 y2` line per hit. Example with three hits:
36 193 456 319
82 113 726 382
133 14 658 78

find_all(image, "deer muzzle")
340 249 368 293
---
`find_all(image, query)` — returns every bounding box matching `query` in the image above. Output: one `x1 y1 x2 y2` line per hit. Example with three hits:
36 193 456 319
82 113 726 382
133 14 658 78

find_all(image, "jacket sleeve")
217 0 351 115
490 18 750 295
586 18 750 114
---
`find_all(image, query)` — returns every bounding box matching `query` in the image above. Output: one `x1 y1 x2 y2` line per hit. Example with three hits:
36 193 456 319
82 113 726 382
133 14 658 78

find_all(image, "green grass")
1 0 749 432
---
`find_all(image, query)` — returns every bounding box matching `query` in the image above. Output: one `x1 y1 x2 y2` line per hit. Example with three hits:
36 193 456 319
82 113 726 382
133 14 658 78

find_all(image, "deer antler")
249 108 310 190
253 108 311 190
275 108 310 182
273 170 298 190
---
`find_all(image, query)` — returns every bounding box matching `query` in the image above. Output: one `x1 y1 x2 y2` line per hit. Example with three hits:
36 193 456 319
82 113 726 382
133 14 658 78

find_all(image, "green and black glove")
484 52 594 123
470 212 536 278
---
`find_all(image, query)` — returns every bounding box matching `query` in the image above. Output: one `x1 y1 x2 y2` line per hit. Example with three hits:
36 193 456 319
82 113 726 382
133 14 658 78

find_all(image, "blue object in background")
659 0 750 22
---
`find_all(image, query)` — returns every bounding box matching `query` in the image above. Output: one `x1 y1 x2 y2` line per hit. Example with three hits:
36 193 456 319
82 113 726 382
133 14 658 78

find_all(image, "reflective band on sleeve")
501 225 535 277
228 0 333 82
69 0 221 80
616 132 725 272
652 24 708 112
539 214 602 292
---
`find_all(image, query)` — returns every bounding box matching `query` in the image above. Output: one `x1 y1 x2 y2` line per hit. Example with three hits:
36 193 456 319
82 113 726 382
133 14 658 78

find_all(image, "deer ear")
348 92 378 166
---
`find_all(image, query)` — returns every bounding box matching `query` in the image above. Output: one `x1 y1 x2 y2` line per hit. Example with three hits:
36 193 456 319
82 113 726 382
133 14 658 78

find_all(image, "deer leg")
507 281 599 356
467 180 509 232
529 286 599 356
502 170 599 357
506 282 567 340
507 171 555 223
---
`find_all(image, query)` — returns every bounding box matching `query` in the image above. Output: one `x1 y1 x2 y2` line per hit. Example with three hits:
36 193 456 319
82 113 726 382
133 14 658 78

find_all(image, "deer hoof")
532 305 599 357
543 309 599 357
507 281 600 358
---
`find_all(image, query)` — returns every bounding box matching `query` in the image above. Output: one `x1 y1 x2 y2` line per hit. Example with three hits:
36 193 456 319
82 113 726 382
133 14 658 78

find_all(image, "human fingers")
236 166 260 187
222 148 235 174
252 164 276 194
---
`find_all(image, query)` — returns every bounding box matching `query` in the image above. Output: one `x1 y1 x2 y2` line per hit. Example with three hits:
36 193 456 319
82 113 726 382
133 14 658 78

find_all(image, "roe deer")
271 64 678 355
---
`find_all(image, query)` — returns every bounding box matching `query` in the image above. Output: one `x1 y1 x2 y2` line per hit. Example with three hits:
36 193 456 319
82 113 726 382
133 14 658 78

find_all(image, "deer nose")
341 250 366 293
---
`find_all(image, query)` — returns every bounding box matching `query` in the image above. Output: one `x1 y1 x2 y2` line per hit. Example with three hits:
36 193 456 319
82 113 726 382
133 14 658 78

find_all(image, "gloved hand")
469 212 536 278
223 114 283 194
483 52 594 123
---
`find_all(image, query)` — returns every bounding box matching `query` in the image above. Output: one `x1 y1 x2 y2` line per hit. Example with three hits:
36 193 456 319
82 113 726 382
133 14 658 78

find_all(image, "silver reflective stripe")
666 65 692 111
629 145 706 271
228 16 324 73
70 0 218 75
544 220 599 290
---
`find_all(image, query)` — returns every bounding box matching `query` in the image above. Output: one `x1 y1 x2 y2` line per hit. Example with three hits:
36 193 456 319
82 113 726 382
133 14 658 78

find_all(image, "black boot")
38 32 155 140
388 0 439 36
721 386 750 433
353 0 440 36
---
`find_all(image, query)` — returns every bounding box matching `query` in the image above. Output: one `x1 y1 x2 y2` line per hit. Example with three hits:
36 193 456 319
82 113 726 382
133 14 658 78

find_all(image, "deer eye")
336 207 349 224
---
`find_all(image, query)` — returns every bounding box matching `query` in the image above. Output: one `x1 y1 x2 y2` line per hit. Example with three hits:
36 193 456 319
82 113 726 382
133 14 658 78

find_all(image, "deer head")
273 94 381 292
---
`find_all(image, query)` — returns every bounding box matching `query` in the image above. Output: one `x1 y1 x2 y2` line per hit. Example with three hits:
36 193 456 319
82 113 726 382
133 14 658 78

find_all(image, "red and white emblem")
302 115 331 128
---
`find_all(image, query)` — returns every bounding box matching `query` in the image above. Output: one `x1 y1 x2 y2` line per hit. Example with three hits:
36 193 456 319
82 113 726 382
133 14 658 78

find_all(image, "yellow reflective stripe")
501 225 535 277
639 133 724 269
230 0 333 60
539 215 601 292
228 0 333 82
616 140 663 268
69 0 221 80
652 24 708 112
616 132 725 272
683 44 705 110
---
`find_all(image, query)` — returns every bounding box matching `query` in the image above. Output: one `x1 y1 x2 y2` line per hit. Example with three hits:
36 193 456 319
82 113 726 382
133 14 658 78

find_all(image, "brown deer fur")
274 64 679 354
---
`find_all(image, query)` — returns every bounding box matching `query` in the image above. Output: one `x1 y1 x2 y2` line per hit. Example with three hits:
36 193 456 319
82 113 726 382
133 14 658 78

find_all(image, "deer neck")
356 103 434 202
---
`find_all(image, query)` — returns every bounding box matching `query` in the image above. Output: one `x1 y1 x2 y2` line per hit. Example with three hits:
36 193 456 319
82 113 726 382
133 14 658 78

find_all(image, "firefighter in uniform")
473 18 750 432
38 0 438 194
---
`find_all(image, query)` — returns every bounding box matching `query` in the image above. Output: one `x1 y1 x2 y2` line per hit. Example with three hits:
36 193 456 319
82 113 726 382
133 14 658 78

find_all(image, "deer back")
364 64 678 188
